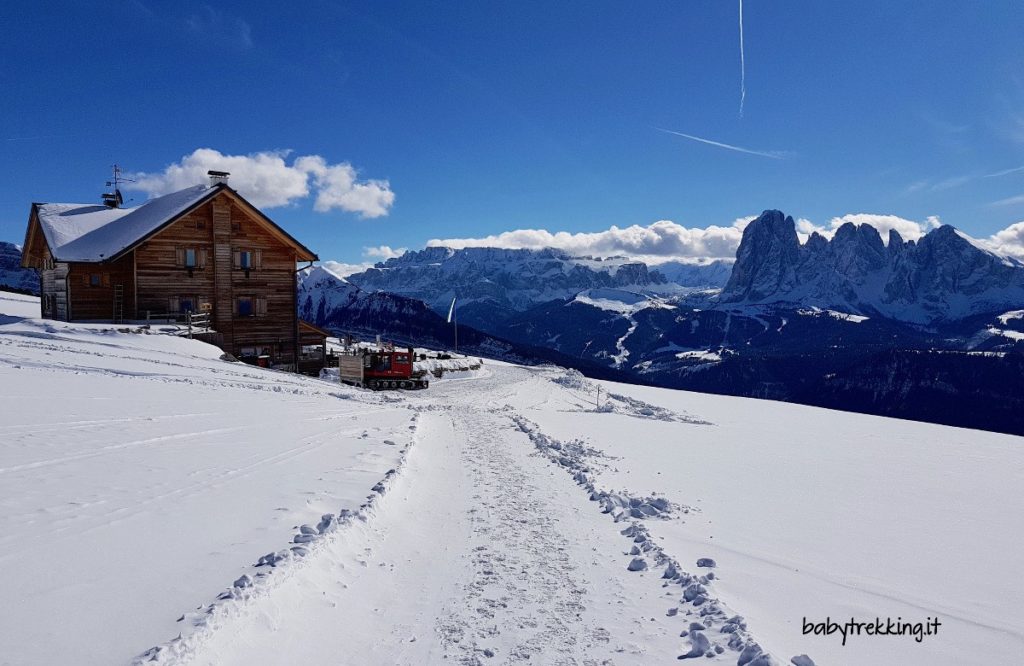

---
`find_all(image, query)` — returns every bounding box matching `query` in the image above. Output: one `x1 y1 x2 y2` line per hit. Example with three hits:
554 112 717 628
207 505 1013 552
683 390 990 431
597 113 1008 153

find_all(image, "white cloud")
363 245 407 260
294 156 395 218
428 218 752 261
984 221 1024 259
129 148 394 218
797 213 942 243
424 213 977 262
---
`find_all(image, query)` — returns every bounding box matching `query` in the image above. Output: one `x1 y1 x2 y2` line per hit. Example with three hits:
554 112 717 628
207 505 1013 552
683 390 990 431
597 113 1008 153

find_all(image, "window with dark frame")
237 296 254 317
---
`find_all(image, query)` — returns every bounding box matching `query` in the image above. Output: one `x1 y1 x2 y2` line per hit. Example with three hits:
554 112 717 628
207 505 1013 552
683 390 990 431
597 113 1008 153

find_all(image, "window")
90 274 101 287
180 296 195 313
176 247 205 269
236 296 267 317
234 248 261 270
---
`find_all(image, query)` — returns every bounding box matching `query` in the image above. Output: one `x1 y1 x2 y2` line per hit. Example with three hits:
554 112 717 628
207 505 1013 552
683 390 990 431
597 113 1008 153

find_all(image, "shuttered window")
168 296 180 313
235 296 267 317
234 248 262 270
177 247 206 268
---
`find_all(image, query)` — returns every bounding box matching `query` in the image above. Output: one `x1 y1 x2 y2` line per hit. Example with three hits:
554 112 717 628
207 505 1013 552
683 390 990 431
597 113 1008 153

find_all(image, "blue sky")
2 1 1023 264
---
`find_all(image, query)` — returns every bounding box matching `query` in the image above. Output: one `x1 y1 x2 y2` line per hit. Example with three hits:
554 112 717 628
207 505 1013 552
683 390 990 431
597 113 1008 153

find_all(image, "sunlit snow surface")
1 291 1022 666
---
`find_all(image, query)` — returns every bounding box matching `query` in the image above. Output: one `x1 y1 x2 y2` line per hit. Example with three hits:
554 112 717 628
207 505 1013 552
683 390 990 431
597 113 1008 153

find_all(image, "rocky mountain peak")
721 210 801 302
720 213 1024 322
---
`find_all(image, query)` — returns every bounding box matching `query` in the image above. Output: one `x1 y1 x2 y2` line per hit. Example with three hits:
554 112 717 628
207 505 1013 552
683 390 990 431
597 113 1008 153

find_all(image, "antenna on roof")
207 170 230 186
102 164 134 209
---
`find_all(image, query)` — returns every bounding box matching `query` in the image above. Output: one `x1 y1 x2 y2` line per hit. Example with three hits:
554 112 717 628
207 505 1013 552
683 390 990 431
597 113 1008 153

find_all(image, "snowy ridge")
346 246 729 326
135 410 425 664
0 242 38 294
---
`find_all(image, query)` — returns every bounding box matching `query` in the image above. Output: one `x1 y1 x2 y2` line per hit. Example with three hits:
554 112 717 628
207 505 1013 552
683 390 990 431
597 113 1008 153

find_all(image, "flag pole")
447 296 458 355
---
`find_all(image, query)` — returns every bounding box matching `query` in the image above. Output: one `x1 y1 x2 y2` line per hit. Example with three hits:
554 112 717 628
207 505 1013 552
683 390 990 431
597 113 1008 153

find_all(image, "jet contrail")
985 165 1024 178
655 127 787 159
738 0 746 117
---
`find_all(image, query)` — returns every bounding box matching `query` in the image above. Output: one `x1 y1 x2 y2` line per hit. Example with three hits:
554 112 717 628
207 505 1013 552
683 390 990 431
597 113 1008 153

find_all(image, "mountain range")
345 247 730 331
5 212 1023 433
0 241 38 295
721 210 1024 323
299 211 1024 434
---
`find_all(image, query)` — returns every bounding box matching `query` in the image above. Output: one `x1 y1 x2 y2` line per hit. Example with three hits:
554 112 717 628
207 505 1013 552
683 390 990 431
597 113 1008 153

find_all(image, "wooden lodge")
20 175 323 371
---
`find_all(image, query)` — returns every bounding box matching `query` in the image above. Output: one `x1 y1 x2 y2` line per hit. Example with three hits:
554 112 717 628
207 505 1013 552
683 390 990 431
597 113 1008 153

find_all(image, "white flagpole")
447 296 458 354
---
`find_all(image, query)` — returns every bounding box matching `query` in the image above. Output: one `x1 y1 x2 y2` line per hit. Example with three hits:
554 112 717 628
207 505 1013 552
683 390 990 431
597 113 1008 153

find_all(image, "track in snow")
174 368 690 665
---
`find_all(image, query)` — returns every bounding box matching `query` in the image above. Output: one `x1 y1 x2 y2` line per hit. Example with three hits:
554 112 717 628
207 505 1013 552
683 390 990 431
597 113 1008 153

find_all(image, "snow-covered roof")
35 185 218 262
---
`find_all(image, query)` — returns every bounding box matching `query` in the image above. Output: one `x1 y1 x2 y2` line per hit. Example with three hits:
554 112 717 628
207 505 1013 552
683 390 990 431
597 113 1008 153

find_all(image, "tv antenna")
102 164 135 208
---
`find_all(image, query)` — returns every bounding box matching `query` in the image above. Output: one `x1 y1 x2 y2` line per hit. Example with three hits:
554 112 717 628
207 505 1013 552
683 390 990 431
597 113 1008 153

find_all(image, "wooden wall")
136 201 215 320
66 254 134 321
134 192 300 362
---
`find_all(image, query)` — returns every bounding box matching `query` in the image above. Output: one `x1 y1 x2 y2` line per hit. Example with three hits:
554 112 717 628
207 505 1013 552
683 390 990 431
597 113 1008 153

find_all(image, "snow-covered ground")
2 290 1022 665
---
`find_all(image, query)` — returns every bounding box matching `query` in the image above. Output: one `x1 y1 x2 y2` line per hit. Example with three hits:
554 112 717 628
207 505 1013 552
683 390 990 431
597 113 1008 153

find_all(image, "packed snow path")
172 371 697 664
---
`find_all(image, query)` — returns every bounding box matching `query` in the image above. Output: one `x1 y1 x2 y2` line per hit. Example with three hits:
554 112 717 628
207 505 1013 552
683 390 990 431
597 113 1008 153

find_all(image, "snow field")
3 290 1023 665
0 293 419 665
504 366 1024 665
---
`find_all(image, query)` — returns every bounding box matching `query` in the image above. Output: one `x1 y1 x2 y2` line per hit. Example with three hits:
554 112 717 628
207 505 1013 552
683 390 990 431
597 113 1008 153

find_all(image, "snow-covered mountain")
0 241 39 294
721 210 1024 323
296 264 627 376
301 213 1024 434
346 247 731 330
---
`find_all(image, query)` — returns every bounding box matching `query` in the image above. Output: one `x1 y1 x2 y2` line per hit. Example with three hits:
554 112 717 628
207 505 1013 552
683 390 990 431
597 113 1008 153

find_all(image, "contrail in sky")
985 165 1024 178
738 0 746 117
655 127 787 159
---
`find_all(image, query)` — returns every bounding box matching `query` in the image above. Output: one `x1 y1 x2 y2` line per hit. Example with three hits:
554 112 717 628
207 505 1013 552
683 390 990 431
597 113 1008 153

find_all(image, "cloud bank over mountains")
425 213 1024 263
129 148 394 218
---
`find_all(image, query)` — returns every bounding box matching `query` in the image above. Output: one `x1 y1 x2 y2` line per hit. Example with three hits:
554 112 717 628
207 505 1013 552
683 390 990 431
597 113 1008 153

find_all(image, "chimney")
207 170 230 186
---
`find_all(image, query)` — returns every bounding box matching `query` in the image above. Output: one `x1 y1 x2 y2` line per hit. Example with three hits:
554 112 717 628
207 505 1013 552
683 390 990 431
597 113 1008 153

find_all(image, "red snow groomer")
337 344 429 390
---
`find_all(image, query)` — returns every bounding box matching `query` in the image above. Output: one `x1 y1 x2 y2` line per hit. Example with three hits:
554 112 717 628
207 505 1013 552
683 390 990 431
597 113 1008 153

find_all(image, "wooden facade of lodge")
20 180 321 370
